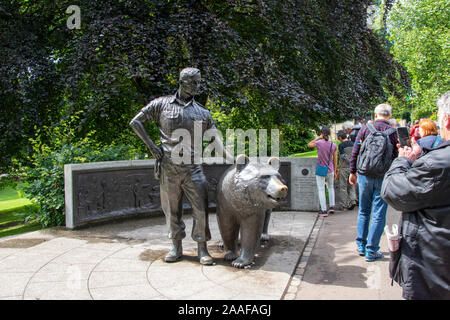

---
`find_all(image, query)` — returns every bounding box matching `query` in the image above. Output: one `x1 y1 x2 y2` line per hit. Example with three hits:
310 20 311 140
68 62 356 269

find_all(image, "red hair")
419 119 438 137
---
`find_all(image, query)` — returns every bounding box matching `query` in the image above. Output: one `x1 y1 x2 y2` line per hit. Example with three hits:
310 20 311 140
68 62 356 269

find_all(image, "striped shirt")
349 119 399 174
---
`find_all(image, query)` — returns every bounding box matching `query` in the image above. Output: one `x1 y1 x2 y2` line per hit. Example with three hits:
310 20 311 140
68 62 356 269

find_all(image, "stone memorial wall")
64 157 319 229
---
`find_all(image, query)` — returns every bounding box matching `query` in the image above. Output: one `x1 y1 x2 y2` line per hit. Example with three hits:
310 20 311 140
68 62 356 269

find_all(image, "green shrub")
18 114 139 227
280 126 315 156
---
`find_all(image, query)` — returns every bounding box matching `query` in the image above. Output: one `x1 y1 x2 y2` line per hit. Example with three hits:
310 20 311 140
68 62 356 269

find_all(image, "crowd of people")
307 92 450 300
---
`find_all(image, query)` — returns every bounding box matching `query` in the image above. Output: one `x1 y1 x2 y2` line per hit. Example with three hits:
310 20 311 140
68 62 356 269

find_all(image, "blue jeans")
355 174 388 254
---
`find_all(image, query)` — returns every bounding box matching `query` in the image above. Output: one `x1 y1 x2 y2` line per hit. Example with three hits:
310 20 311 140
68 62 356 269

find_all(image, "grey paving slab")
0 272 34 298
0 252 60 273
23 280 92 300
294 206 403 300
89 284 165 300
184 285 239 300
0 248 22 261
28 262 96 283
93 257 150 272
0 296 22 300
0 211 316 300
88 271 149 289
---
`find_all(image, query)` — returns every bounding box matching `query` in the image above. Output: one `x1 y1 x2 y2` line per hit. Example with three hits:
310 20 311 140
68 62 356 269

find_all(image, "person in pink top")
308 126 338 216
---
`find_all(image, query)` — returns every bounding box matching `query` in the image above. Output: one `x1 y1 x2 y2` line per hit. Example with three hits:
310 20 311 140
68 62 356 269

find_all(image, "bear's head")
232 154 288 212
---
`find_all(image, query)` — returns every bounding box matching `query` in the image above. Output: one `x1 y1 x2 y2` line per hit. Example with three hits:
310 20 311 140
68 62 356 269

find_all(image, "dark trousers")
159 157 211 242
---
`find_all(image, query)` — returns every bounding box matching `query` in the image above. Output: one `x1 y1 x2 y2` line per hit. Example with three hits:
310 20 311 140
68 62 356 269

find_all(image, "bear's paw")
231 257 254 268
224 251 239 261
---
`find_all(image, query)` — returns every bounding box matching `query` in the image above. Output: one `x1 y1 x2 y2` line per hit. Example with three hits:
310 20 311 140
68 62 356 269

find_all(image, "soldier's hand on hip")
149 144 163 160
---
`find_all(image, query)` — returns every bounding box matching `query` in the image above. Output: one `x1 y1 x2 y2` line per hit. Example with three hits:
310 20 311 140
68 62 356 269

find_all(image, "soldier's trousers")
159 157 211 242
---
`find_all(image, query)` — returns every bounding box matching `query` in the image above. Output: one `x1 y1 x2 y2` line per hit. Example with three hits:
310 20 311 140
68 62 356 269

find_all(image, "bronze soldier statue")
130 67 233 265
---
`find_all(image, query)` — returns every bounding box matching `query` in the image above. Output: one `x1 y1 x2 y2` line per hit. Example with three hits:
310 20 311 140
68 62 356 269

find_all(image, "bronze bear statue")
216 155 288 268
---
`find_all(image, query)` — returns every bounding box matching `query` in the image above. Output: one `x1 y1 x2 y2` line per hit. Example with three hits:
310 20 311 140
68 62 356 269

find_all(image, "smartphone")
397 127 411 147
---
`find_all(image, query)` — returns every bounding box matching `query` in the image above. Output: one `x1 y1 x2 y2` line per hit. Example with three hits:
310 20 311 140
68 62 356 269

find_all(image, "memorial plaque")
72 167 160 226
284 157 320 211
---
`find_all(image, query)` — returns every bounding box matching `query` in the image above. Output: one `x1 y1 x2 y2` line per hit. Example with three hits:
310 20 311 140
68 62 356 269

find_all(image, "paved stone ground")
287 205 403 300
0 207 404 300
0 211 317 300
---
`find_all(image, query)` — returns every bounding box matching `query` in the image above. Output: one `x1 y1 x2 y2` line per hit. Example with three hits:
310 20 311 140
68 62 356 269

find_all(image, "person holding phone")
397 126 411 148
381 92 450 300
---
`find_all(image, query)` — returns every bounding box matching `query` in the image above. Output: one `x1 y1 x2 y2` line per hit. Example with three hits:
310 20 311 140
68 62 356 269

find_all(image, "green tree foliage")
387 0 450 119
0 1 66 171
1 0 407 171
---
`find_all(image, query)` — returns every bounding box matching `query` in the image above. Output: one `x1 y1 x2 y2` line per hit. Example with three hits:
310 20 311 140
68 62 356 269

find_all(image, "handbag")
315 142 333 177
315 165 329 177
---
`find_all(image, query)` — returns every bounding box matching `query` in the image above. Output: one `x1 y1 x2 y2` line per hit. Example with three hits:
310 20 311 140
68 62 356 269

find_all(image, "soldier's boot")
165 239 182 262
198 242 214 265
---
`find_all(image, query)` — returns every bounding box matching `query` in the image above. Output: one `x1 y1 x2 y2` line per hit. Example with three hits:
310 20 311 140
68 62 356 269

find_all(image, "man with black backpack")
349 104 399 262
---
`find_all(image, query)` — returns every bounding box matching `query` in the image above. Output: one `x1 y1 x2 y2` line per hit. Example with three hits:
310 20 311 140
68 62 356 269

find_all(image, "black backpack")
349 126 361 142
356 123 397 178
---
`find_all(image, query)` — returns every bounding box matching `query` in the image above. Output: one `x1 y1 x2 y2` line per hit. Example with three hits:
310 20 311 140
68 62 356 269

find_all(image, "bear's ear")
267 157 280 171
236 154 249 172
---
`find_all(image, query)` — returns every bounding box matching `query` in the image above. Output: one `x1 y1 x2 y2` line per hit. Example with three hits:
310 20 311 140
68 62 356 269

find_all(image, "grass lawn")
0 187 41 238
290 140 340 158
0 187 32 211
290 150 318 157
